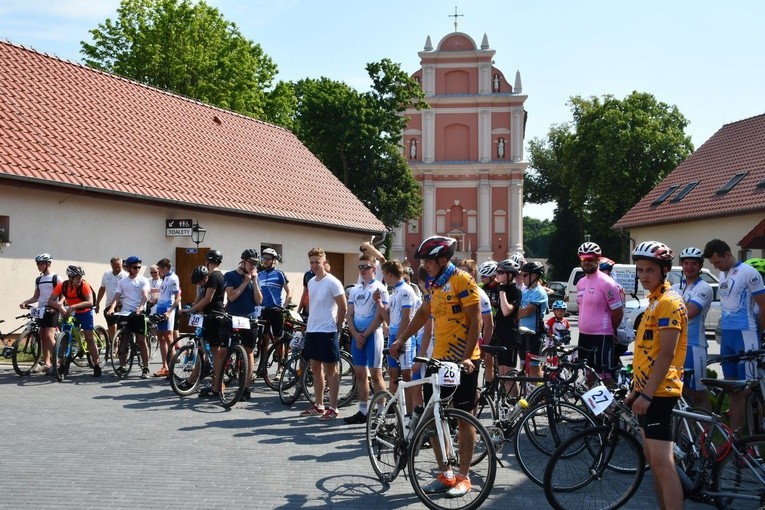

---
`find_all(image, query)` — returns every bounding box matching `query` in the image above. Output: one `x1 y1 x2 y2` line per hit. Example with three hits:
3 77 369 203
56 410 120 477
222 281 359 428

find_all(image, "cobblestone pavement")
0 359 711 510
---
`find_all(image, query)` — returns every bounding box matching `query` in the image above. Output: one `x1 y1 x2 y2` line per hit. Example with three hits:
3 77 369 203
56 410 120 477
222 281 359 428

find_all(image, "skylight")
716 171 748 194
652 185 679 205
669 181 699 202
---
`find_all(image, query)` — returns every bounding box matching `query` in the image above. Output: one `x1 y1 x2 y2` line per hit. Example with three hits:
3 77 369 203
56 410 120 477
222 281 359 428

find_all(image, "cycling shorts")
720 329 758 380
423 360 481 412
74 310 94 331
351 334 383 369
387 333 413 370
638 396 678 441
41 309 59 328
261 307 284 338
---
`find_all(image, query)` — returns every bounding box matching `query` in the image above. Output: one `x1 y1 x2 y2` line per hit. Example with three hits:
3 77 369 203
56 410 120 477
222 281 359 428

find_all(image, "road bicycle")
366 355 497 510
1 310 43 376
544 388 765 509
277 328 357 408
704 349 765 437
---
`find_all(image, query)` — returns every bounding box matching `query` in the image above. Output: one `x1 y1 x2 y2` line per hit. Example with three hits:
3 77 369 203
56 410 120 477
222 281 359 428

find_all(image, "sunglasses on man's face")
358 265 373 271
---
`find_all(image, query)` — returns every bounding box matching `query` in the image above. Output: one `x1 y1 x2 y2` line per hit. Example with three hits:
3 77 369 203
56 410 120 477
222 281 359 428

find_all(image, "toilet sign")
165 219 192 237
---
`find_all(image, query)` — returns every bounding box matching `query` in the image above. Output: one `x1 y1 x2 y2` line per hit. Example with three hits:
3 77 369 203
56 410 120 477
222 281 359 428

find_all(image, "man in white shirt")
107 256 150 378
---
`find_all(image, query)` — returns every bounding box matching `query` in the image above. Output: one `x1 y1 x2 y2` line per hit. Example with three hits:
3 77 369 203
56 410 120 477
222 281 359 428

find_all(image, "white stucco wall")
0 183 374 327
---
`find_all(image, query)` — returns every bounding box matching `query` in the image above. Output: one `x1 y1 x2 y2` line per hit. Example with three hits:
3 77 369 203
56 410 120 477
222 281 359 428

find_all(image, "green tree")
292 60 426 228
526 91 693 277
80 0 293 126
523 217 553 259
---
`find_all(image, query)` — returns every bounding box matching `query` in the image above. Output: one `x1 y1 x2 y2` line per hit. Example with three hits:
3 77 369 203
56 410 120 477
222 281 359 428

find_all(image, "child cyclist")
545 300 571 345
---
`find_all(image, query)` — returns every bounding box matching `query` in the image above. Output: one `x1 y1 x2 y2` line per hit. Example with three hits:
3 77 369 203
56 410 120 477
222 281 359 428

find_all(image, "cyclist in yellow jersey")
626 241 687 510
392 236 481 498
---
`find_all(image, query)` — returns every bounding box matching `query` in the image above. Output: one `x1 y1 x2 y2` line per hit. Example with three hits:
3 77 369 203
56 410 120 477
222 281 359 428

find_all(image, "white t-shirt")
101 269 128 307
306 273 345 333
158 272 181 309
117 276 150 313
719 261 765 330
36 273 59 308
477 287 492 316
672 278 712 348
388 280 417 333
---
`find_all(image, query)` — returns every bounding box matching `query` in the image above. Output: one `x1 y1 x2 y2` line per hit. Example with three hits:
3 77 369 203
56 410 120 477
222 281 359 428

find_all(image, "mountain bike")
1 310 43 376
54 315 109 381
366 355 497 510
109 312 162 378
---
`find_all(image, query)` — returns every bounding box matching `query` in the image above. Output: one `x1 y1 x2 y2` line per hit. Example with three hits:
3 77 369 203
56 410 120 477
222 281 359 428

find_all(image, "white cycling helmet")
632 241 674 268
35 253 52 263
577 242 602 256
679 247 704 262
509 252 525 267
477 261 498 278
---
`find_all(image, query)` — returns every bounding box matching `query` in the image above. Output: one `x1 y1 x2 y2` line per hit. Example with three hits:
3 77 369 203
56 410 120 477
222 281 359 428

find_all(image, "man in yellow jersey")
627 241 687 510
392 236 482 498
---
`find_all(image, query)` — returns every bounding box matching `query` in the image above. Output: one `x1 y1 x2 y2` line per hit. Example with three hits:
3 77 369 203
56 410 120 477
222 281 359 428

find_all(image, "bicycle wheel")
146 329 159 362
169 341 202 397
53 333 71 382
70 330 90 368
302 350 357 408
12 330 41 376
93 326 109 366
543 425 645 510
219 344 248 408
409 408 497 510
713 434 765 510
111 330 134 378
473 390 505 456
278 354 304 405
366 390 405 483
262 339 289 391
515 401 596 486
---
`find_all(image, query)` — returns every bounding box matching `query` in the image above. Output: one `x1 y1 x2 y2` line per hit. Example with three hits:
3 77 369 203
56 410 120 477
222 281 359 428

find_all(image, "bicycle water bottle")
409 405 424 432
504 398 529 423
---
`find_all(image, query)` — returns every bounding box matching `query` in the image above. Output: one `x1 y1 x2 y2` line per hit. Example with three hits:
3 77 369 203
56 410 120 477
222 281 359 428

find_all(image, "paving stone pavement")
0 361 711 509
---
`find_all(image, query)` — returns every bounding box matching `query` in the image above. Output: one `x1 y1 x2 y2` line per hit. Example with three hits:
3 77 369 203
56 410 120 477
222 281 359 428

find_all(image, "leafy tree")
292 60 426 228
526 91 693 277
80 0 293 126
523 217 554 259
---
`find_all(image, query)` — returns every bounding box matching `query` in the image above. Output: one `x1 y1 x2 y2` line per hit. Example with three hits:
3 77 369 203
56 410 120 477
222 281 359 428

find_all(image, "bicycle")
704 349 765 437
259 306 303 391
168 329 213 397
1 310 43 376
52 316 109 381
109 311 162 378
366 354 497 510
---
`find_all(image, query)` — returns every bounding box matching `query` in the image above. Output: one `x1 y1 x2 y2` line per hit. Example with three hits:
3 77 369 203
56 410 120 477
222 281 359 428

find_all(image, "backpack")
61 280 89 303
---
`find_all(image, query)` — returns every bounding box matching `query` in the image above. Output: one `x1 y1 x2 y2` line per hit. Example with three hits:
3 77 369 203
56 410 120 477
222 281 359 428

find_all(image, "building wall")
628 212 765 272
0 183 369 327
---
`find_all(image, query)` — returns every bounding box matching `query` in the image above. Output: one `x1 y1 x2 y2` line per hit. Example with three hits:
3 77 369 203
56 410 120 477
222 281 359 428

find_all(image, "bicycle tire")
111 330 134 378
713 434 765 510
365 390 405 483
70 328 90 368
53 332 71 382
514 401 596 486
219 344 248 408
12 330 41 376
93 326 109 366
262 338 289 391
278 354 304 405
543 425 645 510
302 350 357 408
409 408 497 510
169 340 203 397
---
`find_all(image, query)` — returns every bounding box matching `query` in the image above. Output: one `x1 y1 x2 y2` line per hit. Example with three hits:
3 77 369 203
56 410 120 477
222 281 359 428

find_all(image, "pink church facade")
391 32 528 264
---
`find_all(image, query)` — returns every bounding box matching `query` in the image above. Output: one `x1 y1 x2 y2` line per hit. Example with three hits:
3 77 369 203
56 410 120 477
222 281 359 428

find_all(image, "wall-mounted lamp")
191 222 206 247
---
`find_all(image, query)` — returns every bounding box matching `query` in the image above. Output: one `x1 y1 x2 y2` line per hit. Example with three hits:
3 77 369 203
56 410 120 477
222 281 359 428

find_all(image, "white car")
623 283 721 341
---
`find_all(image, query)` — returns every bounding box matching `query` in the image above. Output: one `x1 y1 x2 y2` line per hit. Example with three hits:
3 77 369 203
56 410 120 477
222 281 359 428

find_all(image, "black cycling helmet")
191 265 209 284
496 258 520 275
206 249 223 264
241 249 259 261
125 256 142 266
521 261 545 276
65 265 85 277
414 236 457 260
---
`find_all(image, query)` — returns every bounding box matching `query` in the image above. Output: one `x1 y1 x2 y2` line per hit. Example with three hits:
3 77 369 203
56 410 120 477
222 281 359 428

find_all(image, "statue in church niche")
410 139 417 159
497 137 505 159
493 73 500 92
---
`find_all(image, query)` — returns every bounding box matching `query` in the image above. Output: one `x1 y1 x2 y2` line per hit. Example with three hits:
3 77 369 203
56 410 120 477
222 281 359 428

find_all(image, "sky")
2 0 764 221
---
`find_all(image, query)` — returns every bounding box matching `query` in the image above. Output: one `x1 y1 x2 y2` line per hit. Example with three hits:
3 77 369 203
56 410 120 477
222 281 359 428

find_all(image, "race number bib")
30 307 45 319
289 332 305 349
438 362 461 387
582 384 614 416
189 314 204 328
231 316 250 329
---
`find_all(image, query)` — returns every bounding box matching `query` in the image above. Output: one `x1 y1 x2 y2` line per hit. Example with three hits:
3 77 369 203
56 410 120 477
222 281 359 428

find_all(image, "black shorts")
104 305 122 327
40 309 59 328
423 360 481 412
638 396 678 441
203 316 230 347
261 307 284 338
491 333 520 368
519 332 543 366
577 333 615 373
237 328 257 350
303 331 340 363
126 314 147 336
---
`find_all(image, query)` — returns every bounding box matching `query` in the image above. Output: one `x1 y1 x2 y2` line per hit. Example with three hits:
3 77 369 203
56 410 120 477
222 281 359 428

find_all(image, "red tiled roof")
0 40 386 233
614 113 765 229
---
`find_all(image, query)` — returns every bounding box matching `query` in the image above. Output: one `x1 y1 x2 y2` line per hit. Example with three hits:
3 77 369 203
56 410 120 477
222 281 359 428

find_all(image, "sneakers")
93 365 102 378
241 388 252 401
343 411 368 425
422 472 457 494
446 474 472 497
153 367 169 378
32 364 51 374
199 386 219 398
300 404 325 416
141 367 150 379
320 408 339 420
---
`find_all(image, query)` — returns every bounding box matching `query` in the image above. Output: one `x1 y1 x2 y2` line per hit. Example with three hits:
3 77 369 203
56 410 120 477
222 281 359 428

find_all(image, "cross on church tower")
448 6 464 32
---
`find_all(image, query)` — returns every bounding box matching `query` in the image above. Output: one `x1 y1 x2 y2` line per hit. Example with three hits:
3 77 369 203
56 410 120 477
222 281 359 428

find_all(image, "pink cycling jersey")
576 270 623 335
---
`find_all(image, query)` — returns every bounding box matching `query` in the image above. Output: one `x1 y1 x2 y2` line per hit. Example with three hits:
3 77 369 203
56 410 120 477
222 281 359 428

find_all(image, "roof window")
669 181 699 202
716 171 748 194
651 185 679 205
757 177 765 188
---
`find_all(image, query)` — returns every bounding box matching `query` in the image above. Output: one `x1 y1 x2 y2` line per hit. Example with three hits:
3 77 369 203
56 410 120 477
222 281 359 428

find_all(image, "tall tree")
80 0 292 126
526 92 693 276
292 60 426 228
